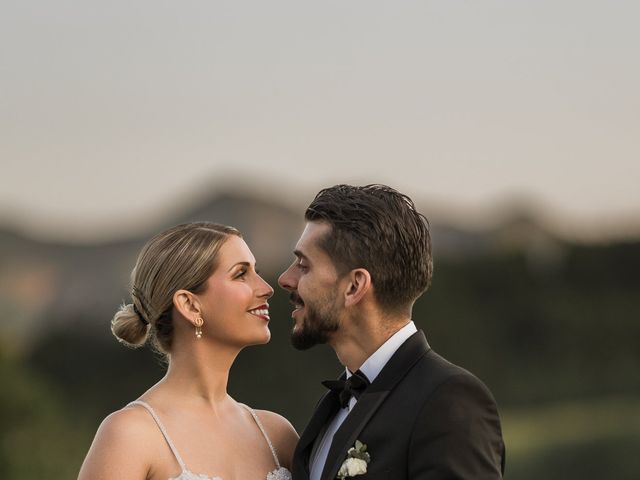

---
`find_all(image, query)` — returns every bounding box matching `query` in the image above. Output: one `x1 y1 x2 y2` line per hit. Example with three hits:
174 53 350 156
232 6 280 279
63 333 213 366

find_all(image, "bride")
79 222 297 480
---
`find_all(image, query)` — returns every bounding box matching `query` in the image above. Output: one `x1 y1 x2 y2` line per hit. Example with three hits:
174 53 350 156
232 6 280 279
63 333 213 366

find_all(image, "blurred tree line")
1 240 639 479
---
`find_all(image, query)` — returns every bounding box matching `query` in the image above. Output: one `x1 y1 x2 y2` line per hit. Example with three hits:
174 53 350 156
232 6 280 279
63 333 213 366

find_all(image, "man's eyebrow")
227 261 251 272
293 250 308 261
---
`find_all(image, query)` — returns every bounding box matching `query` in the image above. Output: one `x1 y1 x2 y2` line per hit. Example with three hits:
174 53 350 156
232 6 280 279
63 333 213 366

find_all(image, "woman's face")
196 235 274 347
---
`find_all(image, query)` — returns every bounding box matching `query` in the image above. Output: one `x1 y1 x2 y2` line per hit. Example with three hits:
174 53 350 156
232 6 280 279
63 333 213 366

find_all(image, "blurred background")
1 1 639 479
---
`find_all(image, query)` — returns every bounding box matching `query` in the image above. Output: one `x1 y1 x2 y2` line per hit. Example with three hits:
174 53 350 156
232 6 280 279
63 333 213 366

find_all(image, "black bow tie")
322 370 371 409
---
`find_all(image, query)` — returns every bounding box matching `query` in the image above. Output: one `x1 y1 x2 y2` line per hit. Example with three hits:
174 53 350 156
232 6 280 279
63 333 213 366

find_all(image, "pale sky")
2 1 639 241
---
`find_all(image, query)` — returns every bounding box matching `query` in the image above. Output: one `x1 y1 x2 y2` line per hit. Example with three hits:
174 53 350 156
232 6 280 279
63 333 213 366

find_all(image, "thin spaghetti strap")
240 404 281 469
127 400 188 472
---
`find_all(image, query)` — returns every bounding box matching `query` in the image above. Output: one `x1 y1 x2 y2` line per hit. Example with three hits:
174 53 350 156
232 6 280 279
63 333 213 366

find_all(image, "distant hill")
0 189 578 349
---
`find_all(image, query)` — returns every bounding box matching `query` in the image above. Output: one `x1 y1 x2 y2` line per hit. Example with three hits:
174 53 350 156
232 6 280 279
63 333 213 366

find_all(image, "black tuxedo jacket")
292 331 505 479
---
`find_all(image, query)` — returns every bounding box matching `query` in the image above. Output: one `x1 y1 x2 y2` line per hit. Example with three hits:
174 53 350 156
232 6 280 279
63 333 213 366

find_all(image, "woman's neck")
161 339 241 408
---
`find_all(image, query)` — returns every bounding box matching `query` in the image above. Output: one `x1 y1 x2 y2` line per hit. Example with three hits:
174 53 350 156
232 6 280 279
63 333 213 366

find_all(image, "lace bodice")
128 401 292 480
173 467 291 480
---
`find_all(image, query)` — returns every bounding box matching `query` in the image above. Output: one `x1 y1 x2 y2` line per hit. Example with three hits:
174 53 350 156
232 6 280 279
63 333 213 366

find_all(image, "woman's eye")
236 269 247 279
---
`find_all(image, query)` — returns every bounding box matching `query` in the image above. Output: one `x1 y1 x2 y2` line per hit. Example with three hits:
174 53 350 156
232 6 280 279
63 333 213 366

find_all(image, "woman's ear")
173 289 201 324
344 268 372 308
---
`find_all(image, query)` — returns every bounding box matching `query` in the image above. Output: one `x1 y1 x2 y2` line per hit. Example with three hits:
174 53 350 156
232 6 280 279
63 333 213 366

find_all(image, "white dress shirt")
308 321 418 480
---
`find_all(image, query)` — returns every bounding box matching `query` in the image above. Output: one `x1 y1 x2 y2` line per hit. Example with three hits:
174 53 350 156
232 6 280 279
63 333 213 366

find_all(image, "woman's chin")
247 328 271 346
260 328 272 344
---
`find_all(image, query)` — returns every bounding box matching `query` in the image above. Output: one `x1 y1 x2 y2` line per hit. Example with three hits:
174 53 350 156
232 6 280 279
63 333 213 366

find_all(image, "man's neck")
331 317 412 373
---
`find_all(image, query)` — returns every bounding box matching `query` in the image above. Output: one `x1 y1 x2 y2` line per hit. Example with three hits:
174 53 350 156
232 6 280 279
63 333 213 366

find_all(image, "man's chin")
290 326 328 351
290 330 317 350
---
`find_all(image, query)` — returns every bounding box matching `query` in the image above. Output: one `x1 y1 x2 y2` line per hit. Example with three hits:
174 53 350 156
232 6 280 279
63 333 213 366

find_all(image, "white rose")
338 457 368 478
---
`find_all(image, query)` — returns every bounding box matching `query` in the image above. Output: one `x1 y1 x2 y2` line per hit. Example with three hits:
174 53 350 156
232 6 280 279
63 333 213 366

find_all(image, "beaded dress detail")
127 401 292 480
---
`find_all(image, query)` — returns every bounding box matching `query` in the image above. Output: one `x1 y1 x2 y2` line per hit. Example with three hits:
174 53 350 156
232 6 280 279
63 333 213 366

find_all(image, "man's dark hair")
305 184 433 313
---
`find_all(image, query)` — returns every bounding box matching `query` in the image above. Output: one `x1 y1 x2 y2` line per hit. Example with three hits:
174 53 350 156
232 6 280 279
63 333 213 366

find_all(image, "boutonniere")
337 440 371 479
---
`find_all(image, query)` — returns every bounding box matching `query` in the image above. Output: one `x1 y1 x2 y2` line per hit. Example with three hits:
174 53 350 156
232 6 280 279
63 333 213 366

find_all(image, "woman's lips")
248 306 270 320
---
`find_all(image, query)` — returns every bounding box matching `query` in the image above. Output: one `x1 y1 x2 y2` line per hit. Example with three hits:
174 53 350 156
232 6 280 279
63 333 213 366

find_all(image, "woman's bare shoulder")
254 408 298 433
102 404 160 437
253 409 299 468
78 405 161 479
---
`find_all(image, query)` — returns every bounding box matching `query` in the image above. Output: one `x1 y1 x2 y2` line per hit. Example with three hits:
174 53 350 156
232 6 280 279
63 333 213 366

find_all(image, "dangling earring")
194 316 204 339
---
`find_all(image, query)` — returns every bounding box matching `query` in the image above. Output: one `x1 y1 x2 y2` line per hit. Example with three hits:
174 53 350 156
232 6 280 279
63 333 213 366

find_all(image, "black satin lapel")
320 389 388 480
294 390 341 476
319 330 431 480
368 330 431 394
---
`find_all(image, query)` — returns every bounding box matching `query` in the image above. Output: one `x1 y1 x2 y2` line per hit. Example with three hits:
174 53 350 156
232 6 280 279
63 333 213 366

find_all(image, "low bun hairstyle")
111 303 149 347
111 222 241 354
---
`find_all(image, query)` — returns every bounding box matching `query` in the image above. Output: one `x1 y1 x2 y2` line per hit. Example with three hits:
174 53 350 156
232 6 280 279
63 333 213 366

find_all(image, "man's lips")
289 292 305 308
288 293 305 319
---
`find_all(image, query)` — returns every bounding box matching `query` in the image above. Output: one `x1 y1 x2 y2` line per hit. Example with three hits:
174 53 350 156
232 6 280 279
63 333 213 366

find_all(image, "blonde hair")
111 222 241 354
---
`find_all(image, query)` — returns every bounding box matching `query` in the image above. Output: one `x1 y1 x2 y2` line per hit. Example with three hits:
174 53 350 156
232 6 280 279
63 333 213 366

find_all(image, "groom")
279 184 505 479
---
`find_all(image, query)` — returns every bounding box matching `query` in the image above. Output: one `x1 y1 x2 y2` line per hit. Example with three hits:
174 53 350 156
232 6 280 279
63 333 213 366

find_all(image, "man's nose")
278 265 295 291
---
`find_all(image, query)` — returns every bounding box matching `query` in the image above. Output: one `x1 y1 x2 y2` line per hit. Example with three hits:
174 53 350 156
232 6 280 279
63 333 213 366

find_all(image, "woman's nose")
258 276 274 299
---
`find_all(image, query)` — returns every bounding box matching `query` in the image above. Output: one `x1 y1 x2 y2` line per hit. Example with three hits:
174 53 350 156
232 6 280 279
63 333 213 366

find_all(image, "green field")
503 396 640 479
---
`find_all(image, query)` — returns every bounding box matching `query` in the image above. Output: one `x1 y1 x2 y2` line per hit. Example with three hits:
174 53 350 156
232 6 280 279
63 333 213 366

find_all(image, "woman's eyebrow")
227 261 251 272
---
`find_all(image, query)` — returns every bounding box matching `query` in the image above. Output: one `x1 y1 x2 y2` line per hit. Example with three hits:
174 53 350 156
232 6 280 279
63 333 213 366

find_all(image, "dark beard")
290 302 339 350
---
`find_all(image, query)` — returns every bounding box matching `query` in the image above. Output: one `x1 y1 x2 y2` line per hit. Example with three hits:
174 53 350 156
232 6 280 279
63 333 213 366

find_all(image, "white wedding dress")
128 401 292 480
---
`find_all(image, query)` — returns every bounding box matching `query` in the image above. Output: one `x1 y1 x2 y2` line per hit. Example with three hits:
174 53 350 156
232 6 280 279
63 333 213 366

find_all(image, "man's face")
278 221 343 350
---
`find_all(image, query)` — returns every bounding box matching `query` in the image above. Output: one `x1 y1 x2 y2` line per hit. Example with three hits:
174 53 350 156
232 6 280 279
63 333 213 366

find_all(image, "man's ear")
344 268 372 308
173 289 201 324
